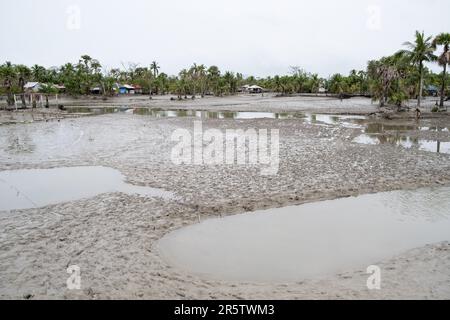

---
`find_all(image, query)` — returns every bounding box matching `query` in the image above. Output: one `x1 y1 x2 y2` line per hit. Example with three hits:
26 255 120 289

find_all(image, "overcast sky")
1 0 449 77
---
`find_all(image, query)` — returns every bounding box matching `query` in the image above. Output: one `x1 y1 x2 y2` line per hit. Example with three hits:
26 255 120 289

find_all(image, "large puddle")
354 134 450 154
353 121 450 154
158 186 450 282
0 166 174 211
65 107 366 125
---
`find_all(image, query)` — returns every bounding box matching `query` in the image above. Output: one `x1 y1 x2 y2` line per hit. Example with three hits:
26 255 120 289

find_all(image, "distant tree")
309 74 320 94
399 31 436 107
367 55 407 108
39 84 58 108
16 65 31 108
31 65 47 82
207 66 221 95
0 62 16 106
433 33 450 108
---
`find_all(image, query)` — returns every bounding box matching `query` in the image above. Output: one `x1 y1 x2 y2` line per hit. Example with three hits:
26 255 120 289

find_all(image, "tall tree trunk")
440 63 447 108
149 78 152 99
21 91 27 108
418 62 423 108
5 80 14 107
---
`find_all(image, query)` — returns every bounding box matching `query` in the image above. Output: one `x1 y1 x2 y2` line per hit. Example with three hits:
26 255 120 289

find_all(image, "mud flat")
5 93 448 114
0 96 450 299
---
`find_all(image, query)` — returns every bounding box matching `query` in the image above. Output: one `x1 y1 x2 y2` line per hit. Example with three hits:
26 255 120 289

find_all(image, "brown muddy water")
0 166 174 211
157 185 450 282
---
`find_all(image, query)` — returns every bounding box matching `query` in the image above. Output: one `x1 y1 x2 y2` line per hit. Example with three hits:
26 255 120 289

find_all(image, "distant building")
90 87 102 95
24 82 42 93
53 84 66 93
239 85 251 93
133 85 143 94
119 84 135 94
248 85 264 94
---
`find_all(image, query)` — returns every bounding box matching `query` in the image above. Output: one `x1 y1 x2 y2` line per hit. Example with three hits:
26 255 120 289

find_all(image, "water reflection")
363 121 449 135
133 109 306 120
66 107 121 114
353 134 450 154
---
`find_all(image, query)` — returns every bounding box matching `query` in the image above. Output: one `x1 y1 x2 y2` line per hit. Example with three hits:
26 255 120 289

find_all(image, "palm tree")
399 31 436 107
433 33 450 108
150 61 160 78
0 62 16 107
40 84 58 108
196 64 207 97
310 74 320 94
31 65 47 82
207 66 220 96
16 65 31 108
149 61 160 97
368 57 397 108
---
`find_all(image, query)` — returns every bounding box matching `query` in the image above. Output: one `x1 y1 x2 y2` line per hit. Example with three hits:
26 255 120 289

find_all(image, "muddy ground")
0 95 450 299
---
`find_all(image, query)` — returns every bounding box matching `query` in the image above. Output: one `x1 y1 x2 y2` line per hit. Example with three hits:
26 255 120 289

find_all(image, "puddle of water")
158 186 450 282
64 107 370 128
364 122 450 134
0 166 174 211
133 109 306 120
353 134 450 154
304 114 365 127
66 107 121 114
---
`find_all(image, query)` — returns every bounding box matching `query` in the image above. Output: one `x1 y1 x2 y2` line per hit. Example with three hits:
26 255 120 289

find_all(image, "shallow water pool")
0 166 174 211
158 186 450 282
353 134 450 154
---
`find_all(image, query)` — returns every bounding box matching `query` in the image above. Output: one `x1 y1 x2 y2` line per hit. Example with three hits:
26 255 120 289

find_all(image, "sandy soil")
0 95 450 300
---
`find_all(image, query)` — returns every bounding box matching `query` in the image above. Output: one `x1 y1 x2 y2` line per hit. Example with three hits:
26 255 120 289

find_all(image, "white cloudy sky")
1 0 449 77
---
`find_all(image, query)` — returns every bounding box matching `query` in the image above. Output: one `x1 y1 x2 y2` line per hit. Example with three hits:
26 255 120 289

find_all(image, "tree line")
1 31 449 109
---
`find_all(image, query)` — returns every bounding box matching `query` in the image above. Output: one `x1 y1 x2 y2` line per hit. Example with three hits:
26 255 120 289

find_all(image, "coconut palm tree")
0 62 16 107
433 33 450 108
31 64 47 82
16 65 31 108
207 66 220 96
150 61 160 78
40 84 58 108
148 61 160 98
399 31 436 107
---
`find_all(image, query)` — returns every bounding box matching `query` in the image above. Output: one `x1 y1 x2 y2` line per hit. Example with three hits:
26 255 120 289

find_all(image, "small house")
133 85 143 94
90 87 102 95
53 84 66 93
119 84 135 95
239 85 251 93
248 85 264 94
24 82 42 93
